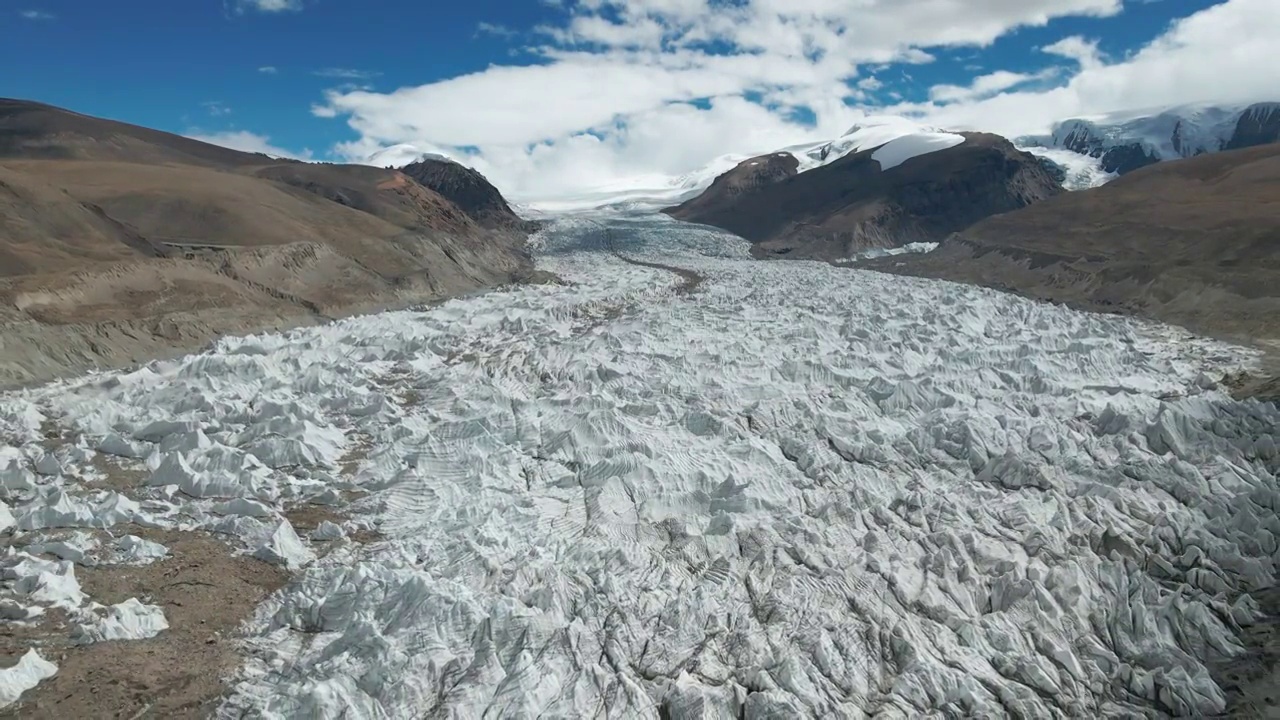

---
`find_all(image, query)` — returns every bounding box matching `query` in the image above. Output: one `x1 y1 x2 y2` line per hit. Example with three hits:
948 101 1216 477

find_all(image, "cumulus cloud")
929 69 1059 104
314 0 1276 203
897 0 1280 137
185 130 312 160
258 65 279 74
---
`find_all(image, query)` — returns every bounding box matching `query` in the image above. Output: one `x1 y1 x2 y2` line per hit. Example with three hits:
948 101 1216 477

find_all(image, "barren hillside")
0 99 536 387
863 142 1280 358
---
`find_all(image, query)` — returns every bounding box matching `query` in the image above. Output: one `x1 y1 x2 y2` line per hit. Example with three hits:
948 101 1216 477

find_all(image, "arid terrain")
862 142 1280 380
0 99 537 387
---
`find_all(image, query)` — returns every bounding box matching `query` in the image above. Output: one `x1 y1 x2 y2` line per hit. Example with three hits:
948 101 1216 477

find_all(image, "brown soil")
0 529 289 720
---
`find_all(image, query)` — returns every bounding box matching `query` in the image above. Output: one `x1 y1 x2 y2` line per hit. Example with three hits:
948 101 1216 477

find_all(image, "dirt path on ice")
610 253 705 295
0 529 288 720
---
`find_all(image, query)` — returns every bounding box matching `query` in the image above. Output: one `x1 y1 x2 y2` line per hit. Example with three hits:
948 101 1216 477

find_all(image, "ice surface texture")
3 216 1277 718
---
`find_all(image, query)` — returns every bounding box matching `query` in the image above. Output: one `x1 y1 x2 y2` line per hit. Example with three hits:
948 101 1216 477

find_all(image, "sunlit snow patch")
785 116 965 172
846 241 940 261
871 131 966 170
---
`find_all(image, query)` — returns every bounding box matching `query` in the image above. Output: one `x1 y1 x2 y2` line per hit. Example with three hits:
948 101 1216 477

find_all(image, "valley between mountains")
0 99 1277 718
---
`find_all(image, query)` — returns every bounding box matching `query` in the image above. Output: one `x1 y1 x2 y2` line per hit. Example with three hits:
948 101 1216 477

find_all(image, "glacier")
0 216 1277 717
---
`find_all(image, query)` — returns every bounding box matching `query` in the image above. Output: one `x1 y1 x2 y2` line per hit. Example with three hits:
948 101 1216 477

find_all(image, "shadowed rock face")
401 159 537 233
1040 102 1280 176
863 142 1280 352
664 133 1062 261
1226 103 1280 151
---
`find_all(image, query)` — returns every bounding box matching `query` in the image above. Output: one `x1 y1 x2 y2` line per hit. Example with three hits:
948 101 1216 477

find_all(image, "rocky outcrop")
1054 122 1163 175
1225 102 1280 150
1024 102 1280 177
863 143 1280 349
401 159 537 233
665 133 1062 261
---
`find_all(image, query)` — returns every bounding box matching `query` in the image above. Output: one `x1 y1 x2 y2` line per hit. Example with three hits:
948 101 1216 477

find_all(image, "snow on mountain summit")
1019 101 1280 175
533 117 970 214
363 143 456 169
781 116 966 172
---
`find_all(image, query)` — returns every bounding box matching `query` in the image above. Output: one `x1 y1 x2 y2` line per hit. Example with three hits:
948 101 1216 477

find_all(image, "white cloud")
19 9 55 20
313 68 382 80
258 65 279 74
928 69 1059 103
201 101 233 117
185 130 312 160
1041 35 1104 67
232 0 302 13
310 0 1280 204
476 22 518 38
894 0 1280 138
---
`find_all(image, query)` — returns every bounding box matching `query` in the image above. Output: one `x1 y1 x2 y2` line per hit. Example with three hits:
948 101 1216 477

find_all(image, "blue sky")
2 0 1272 200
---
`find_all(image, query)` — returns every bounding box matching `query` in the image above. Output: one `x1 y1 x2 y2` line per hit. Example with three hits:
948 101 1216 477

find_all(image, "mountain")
0 98 536 387
665 129 1062 260
401 158 538 233
863 142 1280 350
1019 102 1280 176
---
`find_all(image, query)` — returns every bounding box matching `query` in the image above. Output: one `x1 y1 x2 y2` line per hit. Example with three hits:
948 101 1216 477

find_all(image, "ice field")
2 216 1278 718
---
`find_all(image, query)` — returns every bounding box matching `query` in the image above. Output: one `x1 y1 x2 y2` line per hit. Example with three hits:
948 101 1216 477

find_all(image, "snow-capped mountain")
1019 101 1280 176
364 143 456 169
529 118 966 214
777 116 965 173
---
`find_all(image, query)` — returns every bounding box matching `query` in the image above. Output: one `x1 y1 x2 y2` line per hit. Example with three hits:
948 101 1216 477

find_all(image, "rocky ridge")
665 132 1062 261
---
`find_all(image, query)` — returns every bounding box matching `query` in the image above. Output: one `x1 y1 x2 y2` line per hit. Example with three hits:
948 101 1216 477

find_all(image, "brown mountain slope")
0 98 535 387
0 98 278 168
863 143 1280 352
0 165 162 276
665 133 1062 260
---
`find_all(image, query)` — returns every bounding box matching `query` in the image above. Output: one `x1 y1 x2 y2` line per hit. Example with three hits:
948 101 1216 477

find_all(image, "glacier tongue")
4 215 1277 718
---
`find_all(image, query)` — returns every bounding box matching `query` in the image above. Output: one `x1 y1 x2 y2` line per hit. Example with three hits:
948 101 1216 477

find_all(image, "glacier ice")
1 215 1277 718
253 520 316 570
105 535 170 566
0 650 57 709
2 551 85 609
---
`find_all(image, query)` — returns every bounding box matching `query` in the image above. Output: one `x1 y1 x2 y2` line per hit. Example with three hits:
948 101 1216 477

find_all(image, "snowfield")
2 217 1278 717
